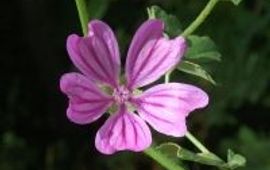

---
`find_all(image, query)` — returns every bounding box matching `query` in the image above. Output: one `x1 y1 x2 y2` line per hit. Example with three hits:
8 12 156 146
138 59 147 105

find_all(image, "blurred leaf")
0 132 36 170
157 143 246 170
147 5 182 36
185 35 221 62
157 143 225 167
224 0 243 6
87 0 109 19
177 60 216 85
227 149 246 169
221 127 270 170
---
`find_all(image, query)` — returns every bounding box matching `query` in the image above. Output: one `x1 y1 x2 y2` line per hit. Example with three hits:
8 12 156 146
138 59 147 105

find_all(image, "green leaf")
177 60 216 85
157 143 247 170
147 5 182 37
157 143 225 167
185 35 221 62
226 149 246 169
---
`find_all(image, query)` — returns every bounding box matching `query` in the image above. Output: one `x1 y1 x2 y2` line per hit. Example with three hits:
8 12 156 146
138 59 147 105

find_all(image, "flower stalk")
185 131 210 153
181 0 219 37
75 0 89 36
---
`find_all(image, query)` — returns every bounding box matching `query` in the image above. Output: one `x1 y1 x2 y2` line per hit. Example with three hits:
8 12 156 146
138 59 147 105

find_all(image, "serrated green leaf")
226 149 246 169
147 5 182 36
185 35 221 62
177 60 216 85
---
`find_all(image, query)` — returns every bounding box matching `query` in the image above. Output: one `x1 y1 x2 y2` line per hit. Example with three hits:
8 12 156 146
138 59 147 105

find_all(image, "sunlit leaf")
226 149 246 169
157 143 246 170
177 60 216 85
157 143 225 167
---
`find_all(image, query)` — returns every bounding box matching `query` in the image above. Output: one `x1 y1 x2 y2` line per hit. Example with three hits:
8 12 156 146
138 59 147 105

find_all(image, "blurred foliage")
221 127 270 170
0 132 36 170
1 0 270 170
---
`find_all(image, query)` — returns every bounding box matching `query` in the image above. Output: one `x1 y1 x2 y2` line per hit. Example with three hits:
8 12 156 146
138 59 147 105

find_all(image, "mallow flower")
60 19 209 154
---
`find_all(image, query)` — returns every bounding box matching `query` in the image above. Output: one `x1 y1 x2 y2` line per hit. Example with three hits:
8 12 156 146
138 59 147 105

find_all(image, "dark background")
1 0 270 170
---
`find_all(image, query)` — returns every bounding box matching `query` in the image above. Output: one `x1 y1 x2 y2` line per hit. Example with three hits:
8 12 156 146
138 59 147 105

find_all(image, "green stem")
75 0 89 36
181 0 219 37
165 70 172 83
185 131 210 153
144 146 186 170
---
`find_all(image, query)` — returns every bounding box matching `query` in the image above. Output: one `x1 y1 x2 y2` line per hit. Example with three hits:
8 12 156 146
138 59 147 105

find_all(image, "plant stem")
75 0 89 36
181 0 219 37
165 70 172 83
144 146 186 170
185 131 210 153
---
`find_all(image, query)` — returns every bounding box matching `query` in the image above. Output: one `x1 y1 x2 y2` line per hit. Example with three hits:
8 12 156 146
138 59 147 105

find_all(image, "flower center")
113 86 131 104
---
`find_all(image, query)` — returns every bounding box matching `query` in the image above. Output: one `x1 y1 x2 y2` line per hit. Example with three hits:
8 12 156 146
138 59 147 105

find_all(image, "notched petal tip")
172 36 187 61
59 73 112 125
59 73 90 94
167 119 188 137
59 73 76 94
95 107 152 154
176 36 187 50
66 106 107 125
132 83 208 137
194 87 209 109
66 34 80 49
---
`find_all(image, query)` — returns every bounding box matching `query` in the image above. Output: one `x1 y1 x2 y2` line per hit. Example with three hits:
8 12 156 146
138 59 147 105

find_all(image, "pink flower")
60 19 209 154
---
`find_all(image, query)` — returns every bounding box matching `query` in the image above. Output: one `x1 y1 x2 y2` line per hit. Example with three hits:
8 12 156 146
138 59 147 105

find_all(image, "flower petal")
95 106 152 154
125 19 186 89
66 20 120 87
60 73 113 124
131 83 208 137
125 19 162 88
